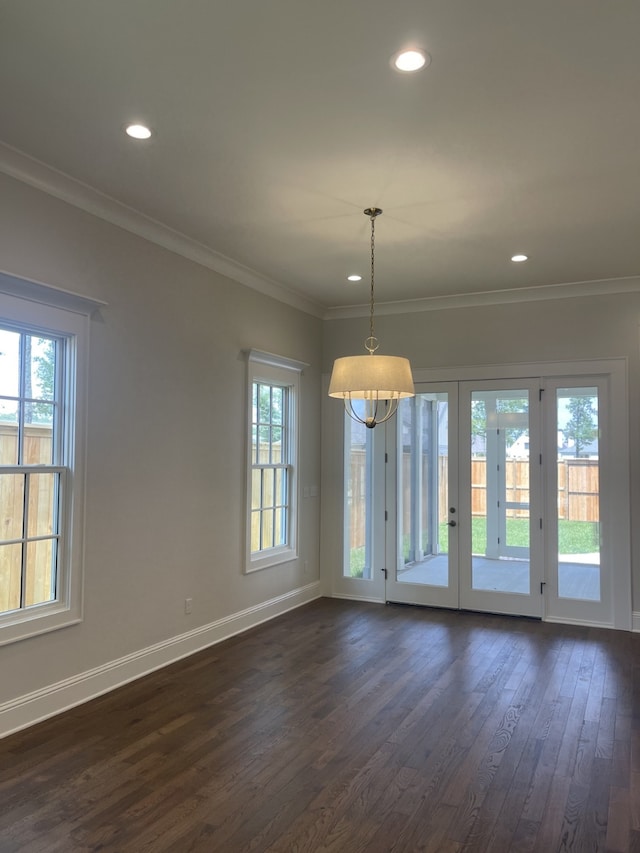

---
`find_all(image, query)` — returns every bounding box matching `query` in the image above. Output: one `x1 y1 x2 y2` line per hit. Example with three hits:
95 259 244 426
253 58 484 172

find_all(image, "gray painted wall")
1 167 638 720
0 174 322 705
323 292 640 610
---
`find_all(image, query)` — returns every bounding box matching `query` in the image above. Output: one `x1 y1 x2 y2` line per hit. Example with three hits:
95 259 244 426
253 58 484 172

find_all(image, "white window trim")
245 349 306 573
0 273 103 645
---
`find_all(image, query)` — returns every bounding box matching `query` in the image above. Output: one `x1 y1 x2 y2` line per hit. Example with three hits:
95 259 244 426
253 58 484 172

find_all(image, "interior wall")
0 173 323 706
322 292 640 614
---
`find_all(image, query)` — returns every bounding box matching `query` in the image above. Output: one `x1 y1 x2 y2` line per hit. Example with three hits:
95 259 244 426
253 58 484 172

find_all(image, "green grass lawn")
466 517 599 555
349 518 599 578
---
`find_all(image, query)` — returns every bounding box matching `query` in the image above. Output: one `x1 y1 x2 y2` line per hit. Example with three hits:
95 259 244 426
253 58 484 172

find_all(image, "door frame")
324 359 631 630
400 359 630 629
542 373 626 628
384 378 543 618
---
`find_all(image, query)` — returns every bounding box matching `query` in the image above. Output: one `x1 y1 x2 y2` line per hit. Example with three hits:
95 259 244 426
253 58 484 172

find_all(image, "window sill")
0 601 82 647
245 546 298 574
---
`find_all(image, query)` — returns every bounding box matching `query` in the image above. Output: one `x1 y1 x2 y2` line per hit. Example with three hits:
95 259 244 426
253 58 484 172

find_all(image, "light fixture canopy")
328 208 415 428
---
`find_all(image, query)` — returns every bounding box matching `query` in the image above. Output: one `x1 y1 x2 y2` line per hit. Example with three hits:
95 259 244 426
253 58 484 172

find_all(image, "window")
343 403 373 579
0 276 95 644
246 350 305 572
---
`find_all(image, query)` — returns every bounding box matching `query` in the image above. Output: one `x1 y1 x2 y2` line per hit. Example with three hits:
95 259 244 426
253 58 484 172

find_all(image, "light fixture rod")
363 207 382 354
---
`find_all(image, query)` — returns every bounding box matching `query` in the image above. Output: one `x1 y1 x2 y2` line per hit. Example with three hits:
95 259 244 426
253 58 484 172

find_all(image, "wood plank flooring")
1 598 640 852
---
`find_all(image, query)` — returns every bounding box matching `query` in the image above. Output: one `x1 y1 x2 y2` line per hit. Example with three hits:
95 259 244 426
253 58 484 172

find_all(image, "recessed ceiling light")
347 274 362 282
393 49 430 72
511 254 529 263
125 123 152 140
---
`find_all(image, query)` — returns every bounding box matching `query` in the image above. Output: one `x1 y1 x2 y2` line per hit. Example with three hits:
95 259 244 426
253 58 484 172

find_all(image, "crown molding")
3 143 639 325
323 275 640 320
0 142 324 319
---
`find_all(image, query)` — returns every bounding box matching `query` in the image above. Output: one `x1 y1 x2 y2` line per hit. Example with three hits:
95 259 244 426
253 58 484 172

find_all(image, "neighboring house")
557 433 599 458
506 433 530 458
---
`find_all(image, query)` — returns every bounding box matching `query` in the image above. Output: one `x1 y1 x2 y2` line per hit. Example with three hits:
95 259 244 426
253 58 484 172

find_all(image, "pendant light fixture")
328 207 415 428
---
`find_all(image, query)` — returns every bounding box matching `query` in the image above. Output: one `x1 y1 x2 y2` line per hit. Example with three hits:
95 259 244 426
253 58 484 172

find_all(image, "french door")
386 379 543 618
381 366 630 628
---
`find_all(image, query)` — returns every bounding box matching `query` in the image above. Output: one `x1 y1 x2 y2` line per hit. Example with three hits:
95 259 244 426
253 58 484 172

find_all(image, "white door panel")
457 379 543 618
385 383 458 608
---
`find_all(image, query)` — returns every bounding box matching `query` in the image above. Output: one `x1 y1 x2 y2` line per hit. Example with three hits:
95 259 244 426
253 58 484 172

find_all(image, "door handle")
447 520 457 527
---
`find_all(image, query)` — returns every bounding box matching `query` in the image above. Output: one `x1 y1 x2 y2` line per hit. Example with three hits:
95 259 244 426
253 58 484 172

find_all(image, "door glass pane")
344 404 372 578
557 387 600 601
471 390 531 594
397 393 449 586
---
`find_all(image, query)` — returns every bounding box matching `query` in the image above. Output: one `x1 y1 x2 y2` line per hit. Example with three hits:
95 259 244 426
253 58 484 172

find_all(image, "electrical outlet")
184 597 193 615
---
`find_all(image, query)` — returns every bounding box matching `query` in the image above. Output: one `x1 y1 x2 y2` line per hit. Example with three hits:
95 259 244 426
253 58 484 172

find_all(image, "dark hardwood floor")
1 598 640 852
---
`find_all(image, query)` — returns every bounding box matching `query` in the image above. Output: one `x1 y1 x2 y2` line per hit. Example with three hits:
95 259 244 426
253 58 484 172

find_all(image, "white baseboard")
0 581 321 740
544 615 614 630
330 592 384 604
633 611 640 632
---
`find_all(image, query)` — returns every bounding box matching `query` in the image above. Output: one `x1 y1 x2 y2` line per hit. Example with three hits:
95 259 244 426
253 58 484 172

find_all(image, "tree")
471 399 486 444
564 395 597 457
471 396 528 454
29 338 55 424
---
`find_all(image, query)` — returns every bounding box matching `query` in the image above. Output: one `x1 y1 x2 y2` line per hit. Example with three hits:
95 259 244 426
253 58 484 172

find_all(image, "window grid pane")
0 331 20 398
24 538 58 606
262 468 274 509
271 386 283 425
261 508 274 550
0 474 25 542
27 473 58 537
251 509 261 552
274 508 283 547
0 543 22 613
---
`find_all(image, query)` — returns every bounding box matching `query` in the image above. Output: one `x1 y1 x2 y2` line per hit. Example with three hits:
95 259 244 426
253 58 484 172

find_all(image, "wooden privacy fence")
471 458 599 522
557 458 600 522
0 424 54 613
349 450 599 548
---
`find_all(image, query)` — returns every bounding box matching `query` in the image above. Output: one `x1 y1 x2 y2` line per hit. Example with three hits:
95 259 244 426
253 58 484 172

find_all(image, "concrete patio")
398 554 600 601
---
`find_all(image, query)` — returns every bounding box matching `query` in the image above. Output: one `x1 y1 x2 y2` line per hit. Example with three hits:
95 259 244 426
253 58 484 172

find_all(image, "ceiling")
1 1 639 315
